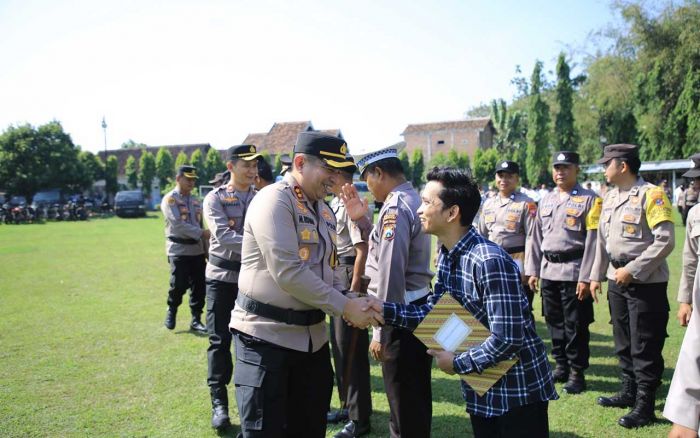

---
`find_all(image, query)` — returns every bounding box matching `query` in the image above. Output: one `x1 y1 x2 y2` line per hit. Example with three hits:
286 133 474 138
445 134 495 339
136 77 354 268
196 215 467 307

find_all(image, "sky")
0 0 621 155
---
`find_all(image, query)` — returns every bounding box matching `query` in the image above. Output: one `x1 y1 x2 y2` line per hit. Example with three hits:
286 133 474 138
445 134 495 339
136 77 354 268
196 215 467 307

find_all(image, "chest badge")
300 228 312 241
299 246 310 261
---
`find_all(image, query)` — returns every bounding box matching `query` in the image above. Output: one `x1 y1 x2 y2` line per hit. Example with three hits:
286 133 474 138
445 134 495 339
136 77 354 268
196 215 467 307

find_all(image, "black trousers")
470 400 549 438
608 281 669 389
167 255 206 315
233 332 333 438
206 278 238 389
382 324 433 438
540 279 593 370
330 316 372 424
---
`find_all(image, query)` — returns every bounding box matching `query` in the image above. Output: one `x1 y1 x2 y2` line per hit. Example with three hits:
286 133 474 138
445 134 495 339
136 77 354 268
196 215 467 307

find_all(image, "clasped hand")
342 296 384 329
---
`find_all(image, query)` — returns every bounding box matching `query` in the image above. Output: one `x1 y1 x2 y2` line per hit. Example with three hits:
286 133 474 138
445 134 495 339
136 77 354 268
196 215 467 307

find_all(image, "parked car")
114 191 147 218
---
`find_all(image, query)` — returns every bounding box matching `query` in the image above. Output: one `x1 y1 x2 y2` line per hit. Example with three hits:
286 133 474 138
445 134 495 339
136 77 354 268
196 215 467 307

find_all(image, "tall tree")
121 139 147 149
175 151 189 170
398 150 412 180
155 147 174 189
526 61 551 186
472 148 500 187
77 151 103 191
554 53 578 151
410 149 425 188
190 149 206 182
205 148 226 182
139 151 156 196
105 155 119 198
125 155 138 189
491 98 527 163
273 154 283 176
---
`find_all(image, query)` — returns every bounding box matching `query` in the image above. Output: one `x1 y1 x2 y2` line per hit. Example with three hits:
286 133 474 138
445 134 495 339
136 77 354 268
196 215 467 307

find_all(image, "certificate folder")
414 294 518 396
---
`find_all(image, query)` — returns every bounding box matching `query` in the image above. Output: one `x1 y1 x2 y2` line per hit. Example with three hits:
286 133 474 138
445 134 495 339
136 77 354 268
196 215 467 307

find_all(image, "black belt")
543 249 584 263
504 246 525 255
209 255 241 272
338 256 356 265
168 236 199 244
610 259 631 269
236 294 325 326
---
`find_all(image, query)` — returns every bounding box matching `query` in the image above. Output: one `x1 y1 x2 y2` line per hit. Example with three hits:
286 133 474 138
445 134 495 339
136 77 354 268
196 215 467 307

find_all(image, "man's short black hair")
362 157 404 179
426 166 481 226
257 157 273 183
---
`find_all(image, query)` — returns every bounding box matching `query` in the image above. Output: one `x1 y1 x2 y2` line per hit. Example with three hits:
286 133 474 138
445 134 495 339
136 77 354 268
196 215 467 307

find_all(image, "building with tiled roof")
241 121 344 155
402 117 495 161
97 143 212 175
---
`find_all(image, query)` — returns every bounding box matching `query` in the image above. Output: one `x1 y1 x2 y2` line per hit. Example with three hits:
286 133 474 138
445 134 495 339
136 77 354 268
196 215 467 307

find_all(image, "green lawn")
0 212 689 437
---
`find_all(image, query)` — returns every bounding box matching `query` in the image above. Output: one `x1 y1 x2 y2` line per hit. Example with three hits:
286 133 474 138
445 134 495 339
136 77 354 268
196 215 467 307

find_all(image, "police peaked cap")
683 152 700 178
552 151 580 166
293 132 355 169
228 144 262 161
596 144 639 165
495 160 519 174
177 165 198 178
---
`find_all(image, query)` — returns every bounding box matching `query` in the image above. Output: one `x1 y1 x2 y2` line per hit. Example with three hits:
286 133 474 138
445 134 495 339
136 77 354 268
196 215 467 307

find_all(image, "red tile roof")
241 122 344 155
402 117 492 135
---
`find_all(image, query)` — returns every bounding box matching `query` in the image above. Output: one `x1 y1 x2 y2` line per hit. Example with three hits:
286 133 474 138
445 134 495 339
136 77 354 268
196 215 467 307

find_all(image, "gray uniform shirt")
229 173 348 353
477 191 536 258
679 204 700 304
590 178 674 284
203 184 256 284
366 181 433 344
160 189 205 256
525 184 600 282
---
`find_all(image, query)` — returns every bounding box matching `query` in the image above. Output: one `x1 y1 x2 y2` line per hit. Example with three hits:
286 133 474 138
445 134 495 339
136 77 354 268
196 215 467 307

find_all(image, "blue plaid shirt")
383 227 558 417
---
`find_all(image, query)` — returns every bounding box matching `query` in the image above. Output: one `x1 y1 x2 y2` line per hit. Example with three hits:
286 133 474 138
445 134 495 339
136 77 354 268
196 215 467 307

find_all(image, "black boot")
333 420 371 438
210 386 231 430
190 313 207 333
563 368 586 394
618 386 656 428
164 307 177 330
597 375 636 408
552 363 569 383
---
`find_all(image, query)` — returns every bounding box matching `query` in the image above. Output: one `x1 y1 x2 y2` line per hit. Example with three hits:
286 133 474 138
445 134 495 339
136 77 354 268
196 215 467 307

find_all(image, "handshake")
342 295 385 329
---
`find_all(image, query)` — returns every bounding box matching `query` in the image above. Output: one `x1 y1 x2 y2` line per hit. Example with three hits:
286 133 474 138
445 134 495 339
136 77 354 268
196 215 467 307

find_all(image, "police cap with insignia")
209 171 230 185
495 160 519 174
683 152 700 178
353 142 406 176
596 144 639 165
552 151 580 166
279 153 292 176
293 132 355 169
177 165 198 179
229 144 262 161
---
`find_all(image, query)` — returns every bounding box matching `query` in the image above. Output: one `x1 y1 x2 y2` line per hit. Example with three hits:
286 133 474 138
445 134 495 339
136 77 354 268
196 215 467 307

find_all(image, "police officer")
229 132 383 438
328 158 373 438
590 144 674 428
683 176 699 226
525 151 601 395
477 160 537 316
203 145 260 429
161 165 210 333
678 153 700 327
354 144 434 438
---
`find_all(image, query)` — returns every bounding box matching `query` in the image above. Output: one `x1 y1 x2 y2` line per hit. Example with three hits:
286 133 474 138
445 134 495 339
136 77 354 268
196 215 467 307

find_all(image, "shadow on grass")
174 328 209 338
213 424 241 437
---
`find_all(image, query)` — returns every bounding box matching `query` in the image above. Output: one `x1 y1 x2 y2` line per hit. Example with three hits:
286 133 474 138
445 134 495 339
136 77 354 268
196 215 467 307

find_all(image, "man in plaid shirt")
366 167 557 437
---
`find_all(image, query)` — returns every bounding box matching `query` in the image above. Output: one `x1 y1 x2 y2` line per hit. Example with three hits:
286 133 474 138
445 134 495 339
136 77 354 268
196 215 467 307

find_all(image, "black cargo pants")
206 278 238 389
167 255 206 315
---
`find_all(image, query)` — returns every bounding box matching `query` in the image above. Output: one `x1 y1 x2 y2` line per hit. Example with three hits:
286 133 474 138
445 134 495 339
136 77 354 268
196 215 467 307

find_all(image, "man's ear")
293 155 305 172
447 205 460 223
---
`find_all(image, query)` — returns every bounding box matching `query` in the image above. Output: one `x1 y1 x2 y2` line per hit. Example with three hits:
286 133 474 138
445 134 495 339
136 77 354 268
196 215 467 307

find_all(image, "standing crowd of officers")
159 132 699 437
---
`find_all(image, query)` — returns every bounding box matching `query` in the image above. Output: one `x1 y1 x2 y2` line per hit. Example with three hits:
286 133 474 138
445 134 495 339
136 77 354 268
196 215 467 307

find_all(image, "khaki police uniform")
329 196 372 427
203 183 256 400
683 186 699 226
679 204 700 307
477 190 537 312
525 183 600 372
161 187 206 318
365 181 434 438
229 165 350 437
590 177 674 391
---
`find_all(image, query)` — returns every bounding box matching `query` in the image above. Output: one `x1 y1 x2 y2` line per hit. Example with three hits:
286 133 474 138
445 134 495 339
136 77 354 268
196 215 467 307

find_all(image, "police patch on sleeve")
167 196 176 205
585 198 602 230
383 224 396 240
645 187 673 228
527 201 537 217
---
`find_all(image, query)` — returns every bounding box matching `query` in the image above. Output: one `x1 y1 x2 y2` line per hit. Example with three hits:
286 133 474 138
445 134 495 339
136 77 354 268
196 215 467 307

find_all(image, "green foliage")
491 98 528 180
190 149 205 182
125 155 138 189
174 151 189 169
410 149 425 187
105 155 119 197
120 139 147 149
464 103 491 117
429 152 448 168
155 147 174 189
554 53 578 151
526 61 551 186
205 148 226 183
77 151 103 191
0 121 85 198
472 148 500 187
139 151 156 196
398 150 411 180
274 154 283 176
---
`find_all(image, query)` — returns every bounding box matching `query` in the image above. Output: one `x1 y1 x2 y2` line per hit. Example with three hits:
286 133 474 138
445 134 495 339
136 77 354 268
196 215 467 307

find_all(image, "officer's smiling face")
495 171 518 195
231 159 258 188
301 156 340 201
177 175 196 194
417 181 448 235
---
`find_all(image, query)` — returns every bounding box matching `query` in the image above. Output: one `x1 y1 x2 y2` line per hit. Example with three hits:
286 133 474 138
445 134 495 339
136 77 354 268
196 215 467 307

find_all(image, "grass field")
0 211 689 437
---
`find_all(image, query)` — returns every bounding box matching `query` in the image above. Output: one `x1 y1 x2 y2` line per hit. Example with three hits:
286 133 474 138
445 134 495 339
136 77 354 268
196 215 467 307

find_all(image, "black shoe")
563 369 586 394
210 386 231 429
597 376 636 408
190 314 207 333
618 388 656 428
164 307 177 330
333 420 370 438
327 408 349 424
552 364 569 383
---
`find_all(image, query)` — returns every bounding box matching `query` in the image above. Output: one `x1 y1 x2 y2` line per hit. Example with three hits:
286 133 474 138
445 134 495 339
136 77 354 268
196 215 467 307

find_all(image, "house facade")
401 117 495 161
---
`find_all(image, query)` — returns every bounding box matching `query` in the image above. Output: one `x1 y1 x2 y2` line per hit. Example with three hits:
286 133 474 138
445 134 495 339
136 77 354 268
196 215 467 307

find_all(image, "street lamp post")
101 117 108 205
